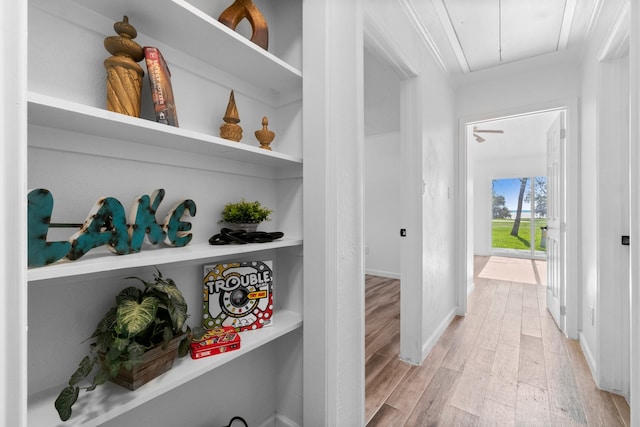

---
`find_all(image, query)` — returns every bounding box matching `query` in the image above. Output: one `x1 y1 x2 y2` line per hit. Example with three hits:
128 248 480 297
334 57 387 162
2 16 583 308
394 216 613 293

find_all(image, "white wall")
365 132 401 278
419 56 458 358
456 58 581 118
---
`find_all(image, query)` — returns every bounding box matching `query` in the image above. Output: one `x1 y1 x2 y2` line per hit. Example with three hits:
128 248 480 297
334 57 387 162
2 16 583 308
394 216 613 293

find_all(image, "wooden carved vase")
104 16 145 117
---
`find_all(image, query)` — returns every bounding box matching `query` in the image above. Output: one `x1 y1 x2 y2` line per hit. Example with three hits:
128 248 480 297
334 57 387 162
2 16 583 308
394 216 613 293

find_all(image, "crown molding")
559 0 579 49
363 10 419 79
398 0 450 74
598 0 630 61
430 0 469 73
585 0 604 40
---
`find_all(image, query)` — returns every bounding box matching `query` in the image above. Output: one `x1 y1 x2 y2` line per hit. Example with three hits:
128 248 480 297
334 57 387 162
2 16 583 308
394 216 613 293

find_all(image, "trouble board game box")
190 326 240 359
202 260 273 332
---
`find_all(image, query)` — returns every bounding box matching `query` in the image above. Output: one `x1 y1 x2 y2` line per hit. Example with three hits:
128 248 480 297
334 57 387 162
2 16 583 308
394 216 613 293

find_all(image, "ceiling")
420 0 601 75
363 0 600 136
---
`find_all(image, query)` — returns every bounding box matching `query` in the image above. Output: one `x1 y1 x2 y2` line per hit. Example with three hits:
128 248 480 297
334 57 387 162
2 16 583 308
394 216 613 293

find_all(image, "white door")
546 111 565 330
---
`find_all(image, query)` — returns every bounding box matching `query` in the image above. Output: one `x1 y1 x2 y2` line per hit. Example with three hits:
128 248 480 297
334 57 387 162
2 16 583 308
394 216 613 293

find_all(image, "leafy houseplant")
219 199 273 230
54 269 191 422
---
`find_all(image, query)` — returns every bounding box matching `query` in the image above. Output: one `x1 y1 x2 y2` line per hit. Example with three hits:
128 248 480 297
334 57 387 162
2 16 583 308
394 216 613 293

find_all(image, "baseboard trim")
365 269 401 279
421 307 457 362
257 414 300 427
579 332 599 388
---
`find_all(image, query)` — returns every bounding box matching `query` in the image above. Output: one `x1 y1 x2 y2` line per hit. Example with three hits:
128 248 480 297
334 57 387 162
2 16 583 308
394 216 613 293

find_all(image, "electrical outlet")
365 247 369 255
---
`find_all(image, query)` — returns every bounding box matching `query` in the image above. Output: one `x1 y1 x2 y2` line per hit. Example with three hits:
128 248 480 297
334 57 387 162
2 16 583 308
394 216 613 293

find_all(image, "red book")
144 46 179 127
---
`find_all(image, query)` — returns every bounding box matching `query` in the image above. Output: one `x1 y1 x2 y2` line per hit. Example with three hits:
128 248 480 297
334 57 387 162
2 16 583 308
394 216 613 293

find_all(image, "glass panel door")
492 176 547 258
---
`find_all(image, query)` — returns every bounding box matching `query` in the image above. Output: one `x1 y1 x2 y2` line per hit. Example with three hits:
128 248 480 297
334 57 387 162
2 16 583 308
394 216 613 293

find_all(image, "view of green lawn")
492 218 548 251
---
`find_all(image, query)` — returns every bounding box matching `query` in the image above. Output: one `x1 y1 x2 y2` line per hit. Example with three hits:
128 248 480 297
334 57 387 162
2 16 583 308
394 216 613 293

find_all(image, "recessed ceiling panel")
440 0 574 72
443 0 501 71
501 0 567 63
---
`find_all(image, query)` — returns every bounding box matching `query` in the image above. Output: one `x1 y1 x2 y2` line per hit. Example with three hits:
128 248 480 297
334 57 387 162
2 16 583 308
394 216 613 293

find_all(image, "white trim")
598 1 630 61
398 76 424 366
456 114 469 316
398 0 450 74
365 269 401 280
627 1 639 423
579 331 600 388
457 98 580 340
275 414 300 427
363 12 419 80
558 0 579 49
596 13 631 397
302 1 365 425
420 307 457 363
1 1 28 426
431 0 469 73
467 281 476 297
256 413 300 427
585 0 605 41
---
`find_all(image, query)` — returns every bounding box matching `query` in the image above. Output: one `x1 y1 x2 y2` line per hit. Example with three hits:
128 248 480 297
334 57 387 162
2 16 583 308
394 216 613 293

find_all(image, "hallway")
365 257 630 426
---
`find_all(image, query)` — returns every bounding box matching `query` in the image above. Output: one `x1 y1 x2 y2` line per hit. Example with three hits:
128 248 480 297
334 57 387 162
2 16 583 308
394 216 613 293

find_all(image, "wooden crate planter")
109 334 182 391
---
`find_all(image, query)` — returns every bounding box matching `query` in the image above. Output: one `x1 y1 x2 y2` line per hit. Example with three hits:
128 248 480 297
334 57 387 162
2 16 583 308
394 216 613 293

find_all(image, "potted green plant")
219 198 273 232
54 269 191 422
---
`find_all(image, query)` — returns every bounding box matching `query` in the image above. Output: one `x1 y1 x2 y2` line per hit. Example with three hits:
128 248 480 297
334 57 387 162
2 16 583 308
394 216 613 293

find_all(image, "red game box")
190 326 241 360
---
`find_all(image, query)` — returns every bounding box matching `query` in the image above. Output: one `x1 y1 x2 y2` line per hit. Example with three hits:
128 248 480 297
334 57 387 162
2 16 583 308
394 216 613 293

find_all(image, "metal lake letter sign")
28 188 196 267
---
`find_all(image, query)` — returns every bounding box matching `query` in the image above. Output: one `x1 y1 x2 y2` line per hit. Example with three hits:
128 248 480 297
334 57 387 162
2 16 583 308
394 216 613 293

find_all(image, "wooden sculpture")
103 16 145 117
220 90 243 142
218 0 269 50
255 116 275 150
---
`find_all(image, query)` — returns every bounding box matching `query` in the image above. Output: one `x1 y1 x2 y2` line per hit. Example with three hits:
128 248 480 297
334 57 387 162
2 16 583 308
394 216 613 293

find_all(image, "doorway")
363 18 422 367
458 103 579 339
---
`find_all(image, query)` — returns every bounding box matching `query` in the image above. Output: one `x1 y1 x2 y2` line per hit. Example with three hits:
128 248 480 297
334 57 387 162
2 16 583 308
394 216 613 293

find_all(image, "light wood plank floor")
365 257 631 426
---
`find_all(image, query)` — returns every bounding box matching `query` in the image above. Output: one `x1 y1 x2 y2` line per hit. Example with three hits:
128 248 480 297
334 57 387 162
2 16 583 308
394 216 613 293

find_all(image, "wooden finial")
103 16 145 117
255 116 275 150
220 90 243 142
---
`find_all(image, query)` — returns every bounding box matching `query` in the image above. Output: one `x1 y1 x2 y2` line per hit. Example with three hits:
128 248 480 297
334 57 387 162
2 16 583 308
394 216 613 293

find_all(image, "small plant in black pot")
54 269 191 422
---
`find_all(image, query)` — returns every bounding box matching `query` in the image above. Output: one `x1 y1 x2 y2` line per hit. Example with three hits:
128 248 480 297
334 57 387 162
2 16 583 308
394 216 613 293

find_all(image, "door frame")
363 13 423 365
629 1 640 421
597 0 631 397
457 99 579 339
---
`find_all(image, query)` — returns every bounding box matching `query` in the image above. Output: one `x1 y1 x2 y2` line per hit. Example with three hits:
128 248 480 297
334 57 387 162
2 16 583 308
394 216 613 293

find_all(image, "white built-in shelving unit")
26 0 303 425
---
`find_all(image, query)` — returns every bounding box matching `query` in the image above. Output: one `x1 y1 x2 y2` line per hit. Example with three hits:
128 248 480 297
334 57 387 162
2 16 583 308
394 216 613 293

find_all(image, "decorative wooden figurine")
103 16 145 117
218 0 269 50
220 90 243 142
255 116 275 150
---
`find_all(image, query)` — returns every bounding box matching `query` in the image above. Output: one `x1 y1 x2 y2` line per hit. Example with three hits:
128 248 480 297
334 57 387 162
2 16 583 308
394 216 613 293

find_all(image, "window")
492 176 547 258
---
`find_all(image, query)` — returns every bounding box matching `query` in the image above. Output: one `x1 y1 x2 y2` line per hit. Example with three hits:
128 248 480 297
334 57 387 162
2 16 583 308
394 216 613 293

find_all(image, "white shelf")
28 93 303 169
28 310 303 427
28 239 302 282
70 0 302 92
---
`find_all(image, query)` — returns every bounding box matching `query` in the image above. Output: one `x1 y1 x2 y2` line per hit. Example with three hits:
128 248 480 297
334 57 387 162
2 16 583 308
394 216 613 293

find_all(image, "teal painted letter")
67 197 130 260
129 189 167 252
27 189 71 267
164 199 197 247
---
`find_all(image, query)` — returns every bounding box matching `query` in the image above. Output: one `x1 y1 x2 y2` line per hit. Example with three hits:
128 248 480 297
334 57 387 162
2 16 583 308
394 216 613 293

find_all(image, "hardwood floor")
365 259 631 426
